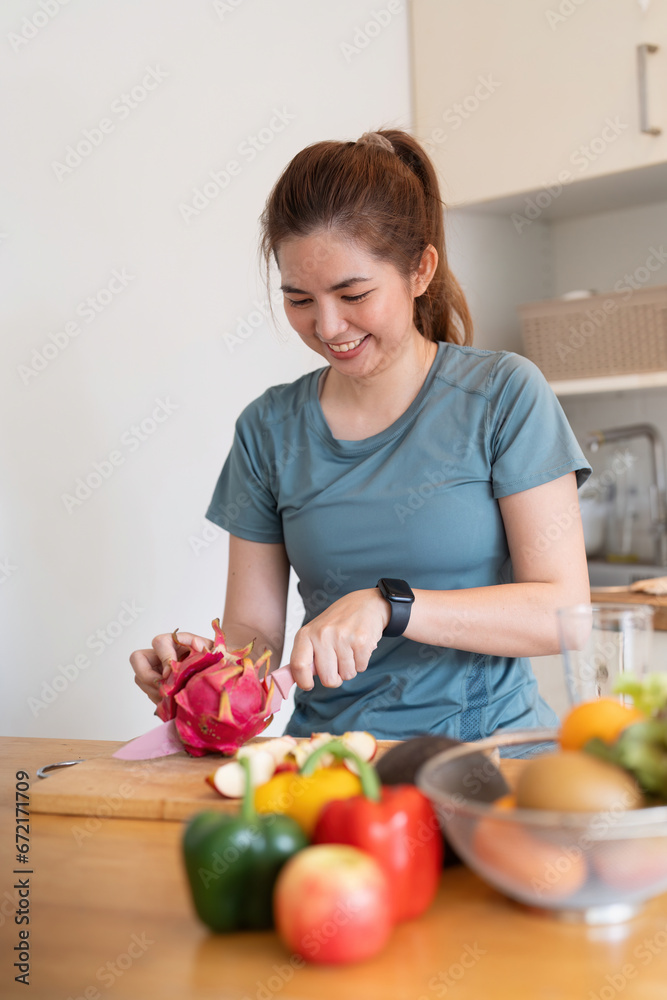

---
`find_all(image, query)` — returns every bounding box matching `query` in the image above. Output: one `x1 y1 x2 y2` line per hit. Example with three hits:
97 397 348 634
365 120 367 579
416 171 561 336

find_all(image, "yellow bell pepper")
254 764 361 836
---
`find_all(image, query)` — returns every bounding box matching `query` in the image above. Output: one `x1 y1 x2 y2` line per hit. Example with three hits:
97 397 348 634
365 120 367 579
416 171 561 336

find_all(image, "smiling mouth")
327 337 365 353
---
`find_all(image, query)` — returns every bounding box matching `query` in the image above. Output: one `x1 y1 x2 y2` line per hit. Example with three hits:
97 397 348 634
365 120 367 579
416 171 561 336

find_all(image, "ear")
411 244 438 297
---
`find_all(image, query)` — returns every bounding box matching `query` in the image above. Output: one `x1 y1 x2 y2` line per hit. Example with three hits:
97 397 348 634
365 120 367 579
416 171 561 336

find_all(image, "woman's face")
277 231 430 377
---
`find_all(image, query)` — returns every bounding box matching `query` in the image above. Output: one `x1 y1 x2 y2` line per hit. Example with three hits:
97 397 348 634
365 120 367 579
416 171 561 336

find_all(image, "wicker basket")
518 284 667 382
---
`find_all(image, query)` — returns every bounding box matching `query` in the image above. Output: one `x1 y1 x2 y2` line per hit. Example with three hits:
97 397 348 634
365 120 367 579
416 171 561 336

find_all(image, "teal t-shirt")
206 343 591 743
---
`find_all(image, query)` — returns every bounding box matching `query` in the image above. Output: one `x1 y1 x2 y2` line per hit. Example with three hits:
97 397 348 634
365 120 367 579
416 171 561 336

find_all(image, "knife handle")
269 661 315 699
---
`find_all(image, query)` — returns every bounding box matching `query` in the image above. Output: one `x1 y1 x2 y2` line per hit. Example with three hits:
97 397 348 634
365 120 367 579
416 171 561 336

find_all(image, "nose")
316 300 349 341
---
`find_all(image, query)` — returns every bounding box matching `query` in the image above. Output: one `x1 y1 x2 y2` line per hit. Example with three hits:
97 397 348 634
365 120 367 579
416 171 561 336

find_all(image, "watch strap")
377 578 414 638
382 599 412 638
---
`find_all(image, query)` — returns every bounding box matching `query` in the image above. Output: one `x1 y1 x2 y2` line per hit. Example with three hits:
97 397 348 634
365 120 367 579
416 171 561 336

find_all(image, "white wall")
1 0 412 740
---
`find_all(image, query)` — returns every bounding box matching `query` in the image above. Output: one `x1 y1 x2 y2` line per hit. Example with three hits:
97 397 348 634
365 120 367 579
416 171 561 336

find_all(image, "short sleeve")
488 354 591 499
205 401 284 543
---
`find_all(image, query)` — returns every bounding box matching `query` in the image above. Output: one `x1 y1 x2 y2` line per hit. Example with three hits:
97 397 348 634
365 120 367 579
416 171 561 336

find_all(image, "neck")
319 332 439 440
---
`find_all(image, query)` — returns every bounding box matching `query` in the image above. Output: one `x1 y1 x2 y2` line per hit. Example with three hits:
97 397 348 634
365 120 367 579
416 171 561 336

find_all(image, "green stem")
239 755 257 824
299 739 381 802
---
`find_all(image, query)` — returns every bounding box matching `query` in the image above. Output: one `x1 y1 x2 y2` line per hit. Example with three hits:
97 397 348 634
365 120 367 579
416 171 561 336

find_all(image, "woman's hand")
129 632 212 705
289 588 390 690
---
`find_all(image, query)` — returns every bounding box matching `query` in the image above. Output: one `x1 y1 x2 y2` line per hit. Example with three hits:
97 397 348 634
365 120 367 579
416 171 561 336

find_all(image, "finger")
129 648 163 684
289 632 316 691
152 632 210 679
169 631 213 653
336 648 358 682
352 640 377 675
134 674 161 705
309 640 343 689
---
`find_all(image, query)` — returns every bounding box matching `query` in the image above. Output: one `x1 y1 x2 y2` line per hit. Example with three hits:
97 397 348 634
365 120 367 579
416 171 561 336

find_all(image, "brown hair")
260 128 473 345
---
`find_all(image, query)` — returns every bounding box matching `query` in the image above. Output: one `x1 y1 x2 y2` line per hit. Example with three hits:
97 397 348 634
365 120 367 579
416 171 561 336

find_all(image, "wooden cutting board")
31 738 400 822
590 588 667 629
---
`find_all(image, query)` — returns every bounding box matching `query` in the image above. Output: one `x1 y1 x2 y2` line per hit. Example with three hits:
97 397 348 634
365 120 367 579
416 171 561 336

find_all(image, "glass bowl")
417 729 667 925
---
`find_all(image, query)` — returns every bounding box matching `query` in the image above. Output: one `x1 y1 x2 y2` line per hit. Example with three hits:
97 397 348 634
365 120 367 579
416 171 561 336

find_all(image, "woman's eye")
286 298 311 308
342 292 370 303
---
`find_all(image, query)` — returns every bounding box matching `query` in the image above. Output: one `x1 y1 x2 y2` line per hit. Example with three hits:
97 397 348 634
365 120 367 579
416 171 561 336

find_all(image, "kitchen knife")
112 663 311 760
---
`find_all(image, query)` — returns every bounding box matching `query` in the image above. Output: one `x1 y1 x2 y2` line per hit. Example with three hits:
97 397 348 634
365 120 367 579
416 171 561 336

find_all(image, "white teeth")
329 338 363 353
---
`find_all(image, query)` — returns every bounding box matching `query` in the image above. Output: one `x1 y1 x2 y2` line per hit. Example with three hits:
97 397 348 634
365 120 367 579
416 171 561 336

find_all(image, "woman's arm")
288 473 589 687
403 471 590 656
221 534 291 661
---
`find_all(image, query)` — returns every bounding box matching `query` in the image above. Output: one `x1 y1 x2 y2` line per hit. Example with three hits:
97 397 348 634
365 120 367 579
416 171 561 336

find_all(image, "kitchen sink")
587 560 667 588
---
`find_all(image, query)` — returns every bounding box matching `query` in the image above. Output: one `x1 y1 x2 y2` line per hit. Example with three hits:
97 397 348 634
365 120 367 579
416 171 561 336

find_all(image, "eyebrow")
280 276 372 294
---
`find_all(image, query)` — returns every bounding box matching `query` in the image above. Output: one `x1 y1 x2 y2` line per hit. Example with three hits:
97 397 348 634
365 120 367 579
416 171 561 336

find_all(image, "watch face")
379 578 414 602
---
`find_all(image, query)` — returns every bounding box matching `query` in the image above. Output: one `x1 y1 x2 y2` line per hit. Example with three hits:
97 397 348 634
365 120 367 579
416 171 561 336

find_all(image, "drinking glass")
557 604 654 705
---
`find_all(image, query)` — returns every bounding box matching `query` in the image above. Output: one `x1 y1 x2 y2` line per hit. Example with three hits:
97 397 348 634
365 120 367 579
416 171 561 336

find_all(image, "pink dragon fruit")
156 619 276 756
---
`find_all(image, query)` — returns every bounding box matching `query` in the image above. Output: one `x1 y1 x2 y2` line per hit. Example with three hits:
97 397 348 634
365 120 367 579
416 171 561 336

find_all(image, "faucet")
583 423 667 566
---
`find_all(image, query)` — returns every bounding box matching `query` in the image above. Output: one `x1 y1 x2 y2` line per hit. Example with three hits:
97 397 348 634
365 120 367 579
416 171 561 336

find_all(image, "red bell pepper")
304 741 444 923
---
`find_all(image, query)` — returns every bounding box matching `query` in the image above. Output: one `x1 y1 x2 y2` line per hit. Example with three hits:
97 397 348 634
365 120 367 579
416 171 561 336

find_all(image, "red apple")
273 844 392 964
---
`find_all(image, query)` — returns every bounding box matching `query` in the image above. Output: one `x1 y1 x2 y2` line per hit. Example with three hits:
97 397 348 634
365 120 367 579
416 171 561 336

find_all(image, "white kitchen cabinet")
411 0 667 207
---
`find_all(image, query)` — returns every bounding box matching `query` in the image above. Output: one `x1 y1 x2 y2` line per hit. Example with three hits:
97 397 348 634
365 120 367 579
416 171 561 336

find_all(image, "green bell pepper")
182 756 309 931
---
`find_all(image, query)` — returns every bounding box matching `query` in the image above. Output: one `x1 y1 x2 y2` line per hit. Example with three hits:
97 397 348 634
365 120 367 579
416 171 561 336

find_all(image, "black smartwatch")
377 578 415 638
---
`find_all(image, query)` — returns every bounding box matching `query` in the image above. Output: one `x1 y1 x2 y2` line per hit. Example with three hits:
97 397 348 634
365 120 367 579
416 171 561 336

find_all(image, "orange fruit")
559 698 645 751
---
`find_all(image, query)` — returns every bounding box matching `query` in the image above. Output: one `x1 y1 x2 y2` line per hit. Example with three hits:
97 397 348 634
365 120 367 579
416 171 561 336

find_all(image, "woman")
130 129 591 742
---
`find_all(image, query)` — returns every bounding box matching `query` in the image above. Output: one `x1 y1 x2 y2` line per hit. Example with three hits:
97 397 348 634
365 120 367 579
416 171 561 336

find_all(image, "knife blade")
112 719 184 760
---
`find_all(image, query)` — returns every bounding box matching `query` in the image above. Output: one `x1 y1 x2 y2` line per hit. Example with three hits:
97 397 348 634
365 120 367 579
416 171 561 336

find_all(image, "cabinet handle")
637 43 662 135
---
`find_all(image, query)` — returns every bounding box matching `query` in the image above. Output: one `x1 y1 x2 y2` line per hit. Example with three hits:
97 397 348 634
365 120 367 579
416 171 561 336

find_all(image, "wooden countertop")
589 588 667 630
3 736 667 1000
